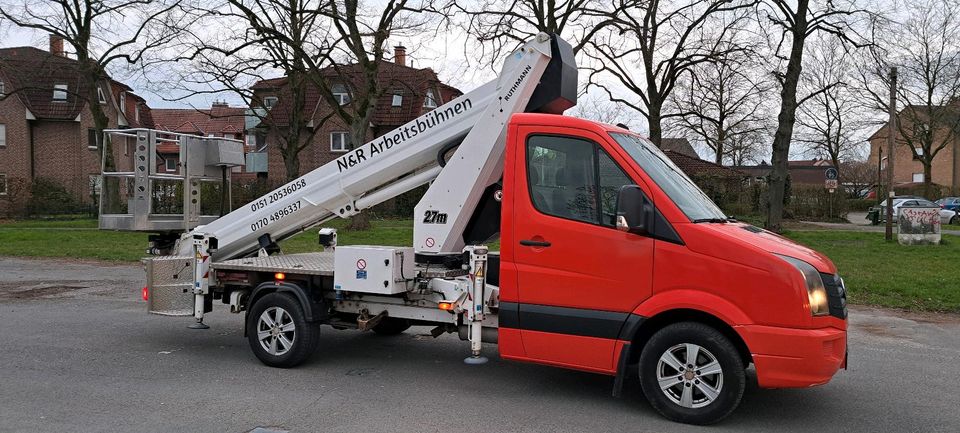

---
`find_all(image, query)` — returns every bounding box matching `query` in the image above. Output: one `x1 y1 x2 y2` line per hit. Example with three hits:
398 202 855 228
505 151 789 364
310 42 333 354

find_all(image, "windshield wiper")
692 218 729 223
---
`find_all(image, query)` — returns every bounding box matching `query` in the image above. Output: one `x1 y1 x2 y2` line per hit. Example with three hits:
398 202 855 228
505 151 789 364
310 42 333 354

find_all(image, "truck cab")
498 113 847 423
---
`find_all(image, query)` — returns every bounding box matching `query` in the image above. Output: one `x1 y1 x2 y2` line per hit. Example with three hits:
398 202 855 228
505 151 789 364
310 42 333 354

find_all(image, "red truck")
111 34 846 425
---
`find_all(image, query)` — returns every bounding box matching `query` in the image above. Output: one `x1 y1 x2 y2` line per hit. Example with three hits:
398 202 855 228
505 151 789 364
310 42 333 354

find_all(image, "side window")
527 135 597 224
598 151 633 226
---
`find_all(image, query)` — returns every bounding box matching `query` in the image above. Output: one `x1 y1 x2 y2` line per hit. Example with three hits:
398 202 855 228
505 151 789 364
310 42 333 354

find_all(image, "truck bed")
211 252 335 276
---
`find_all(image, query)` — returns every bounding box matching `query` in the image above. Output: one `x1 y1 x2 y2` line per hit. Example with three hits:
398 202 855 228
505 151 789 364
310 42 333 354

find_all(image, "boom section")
188 35 560 261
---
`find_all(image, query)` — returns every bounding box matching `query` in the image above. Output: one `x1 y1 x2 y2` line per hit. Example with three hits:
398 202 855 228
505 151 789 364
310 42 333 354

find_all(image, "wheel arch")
248 281 318 322
626 308 752 368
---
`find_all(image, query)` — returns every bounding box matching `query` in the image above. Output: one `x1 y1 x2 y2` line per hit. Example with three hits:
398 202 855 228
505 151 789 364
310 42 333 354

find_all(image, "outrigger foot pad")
188 321 210 329
464 355 488 365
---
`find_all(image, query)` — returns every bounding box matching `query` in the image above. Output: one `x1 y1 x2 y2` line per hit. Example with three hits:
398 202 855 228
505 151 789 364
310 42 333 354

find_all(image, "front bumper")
738 324 847 388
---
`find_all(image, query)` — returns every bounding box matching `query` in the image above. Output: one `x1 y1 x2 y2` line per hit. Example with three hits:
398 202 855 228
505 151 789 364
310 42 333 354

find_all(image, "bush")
894 183 949 201
846 199 874 212
786 184 848 221
25 178 94 216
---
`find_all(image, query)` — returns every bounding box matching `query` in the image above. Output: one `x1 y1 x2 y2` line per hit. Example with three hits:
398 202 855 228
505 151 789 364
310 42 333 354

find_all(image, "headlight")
775 254 829 316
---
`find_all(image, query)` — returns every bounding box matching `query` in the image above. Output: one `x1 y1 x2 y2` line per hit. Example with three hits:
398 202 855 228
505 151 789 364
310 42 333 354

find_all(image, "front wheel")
950 215 959 226
638 322 746 425
246 292 319 368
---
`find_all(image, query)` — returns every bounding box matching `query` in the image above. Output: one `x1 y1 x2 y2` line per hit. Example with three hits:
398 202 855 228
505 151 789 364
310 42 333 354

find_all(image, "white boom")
179 33 574 261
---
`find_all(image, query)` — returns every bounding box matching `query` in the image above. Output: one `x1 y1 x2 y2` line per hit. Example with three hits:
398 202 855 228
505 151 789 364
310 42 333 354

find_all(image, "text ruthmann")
337 98 474 172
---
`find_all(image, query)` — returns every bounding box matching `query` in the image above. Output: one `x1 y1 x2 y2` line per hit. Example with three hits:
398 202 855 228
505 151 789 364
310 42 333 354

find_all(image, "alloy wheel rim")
655 343 724 409
257 306 296 356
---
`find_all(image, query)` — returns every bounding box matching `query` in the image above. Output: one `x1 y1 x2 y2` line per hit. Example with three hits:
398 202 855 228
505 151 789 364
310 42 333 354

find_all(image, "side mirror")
616 185 654 235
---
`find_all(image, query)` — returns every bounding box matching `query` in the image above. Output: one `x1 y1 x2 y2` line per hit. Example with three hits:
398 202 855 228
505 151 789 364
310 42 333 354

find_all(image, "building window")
263 96 278 109
423 88 438 108
392 94 403 107
119 92 126 113
165 158 178 172
245 134 256 146
332 84 351 105
89 175 102 197
912 173 924 183
135 105 140 123
87 128 103 150
97 87 107 104
330 132 351 152
53 84 68 101
0 173 7 196
0 80 5 97
0 123 6 147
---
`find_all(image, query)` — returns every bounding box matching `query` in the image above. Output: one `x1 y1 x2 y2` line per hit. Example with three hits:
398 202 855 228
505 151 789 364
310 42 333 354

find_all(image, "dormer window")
119 92 126 113
97 87 107 104
392 94 403 107
332 84 351 105
423 88 438 108
263 96 278 109
53 84 68 101
135 105 140 122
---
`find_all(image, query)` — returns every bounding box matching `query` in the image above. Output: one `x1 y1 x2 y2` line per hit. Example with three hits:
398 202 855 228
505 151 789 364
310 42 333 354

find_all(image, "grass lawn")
1 218 956 312
783 231 960 313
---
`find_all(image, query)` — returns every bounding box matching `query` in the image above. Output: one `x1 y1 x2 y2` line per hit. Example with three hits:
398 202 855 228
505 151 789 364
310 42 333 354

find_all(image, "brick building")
867 106 960 194
0 36 152 215
249 47 462 181
733 159 835 185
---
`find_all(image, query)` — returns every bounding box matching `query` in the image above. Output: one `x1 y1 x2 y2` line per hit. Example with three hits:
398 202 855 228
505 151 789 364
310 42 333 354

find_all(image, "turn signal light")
141 286 149 301
438 301 455 311
274 272 286 280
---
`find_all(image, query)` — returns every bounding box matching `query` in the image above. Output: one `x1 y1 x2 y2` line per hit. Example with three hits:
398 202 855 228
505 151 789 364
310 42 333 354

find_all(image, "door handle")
520 239 551 247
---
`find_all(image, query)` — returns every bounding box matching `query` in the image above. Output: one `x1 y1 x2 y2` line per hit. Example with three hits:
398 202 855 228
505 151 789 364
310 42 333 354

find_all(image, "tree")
449 0 621 61
168 0 337 181
795 34 868 180
0 0 182 169
857 0 960 198
758 0 867 232
667 31 769 165
585 0 758 147
841 159 876 199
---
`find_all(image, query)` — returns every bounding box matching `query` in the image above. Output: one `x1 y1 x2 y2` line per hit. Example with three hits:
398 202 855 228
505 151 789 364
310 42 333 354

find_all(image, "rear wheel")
372 317 411 336
950 215 959 225
638 322 745 425
247 292 318 368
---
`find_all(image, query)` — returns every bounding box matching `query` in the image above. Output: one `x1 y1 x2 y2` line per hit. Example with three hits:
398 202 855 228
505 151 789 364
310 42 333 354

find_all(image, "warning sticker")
356 259 367 270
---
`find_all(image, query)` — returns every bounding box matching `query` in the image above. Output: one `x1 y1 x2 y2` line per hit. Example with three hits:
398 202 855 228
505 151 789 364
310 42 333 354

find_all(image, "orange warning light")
274 272 286 280
438 301 455 311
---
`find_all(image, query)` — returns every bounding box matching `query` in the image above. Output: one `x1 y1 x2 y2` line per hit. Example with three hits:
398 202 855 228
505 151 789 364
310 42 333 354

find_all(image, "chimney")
394 45 406 67
49 35 65 57
212 100 229 108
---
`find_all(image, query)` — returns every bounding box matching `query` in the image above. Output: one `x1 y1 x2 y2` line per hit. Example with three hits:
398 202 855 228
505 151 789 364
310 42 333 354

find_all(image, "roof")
664 150 745 178
734 160 836 184
0 46 150 125
152 104 246 136
0 46 90 120
661 138 699 159
251 60 462 129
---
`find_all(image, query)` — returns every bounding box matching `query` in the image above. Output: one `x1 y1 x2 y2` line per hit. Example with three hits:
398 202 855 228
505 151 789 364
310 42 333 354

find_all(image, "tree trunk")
715 129 726 165
648 103 663 148
922 158 933 198
766 0 810 233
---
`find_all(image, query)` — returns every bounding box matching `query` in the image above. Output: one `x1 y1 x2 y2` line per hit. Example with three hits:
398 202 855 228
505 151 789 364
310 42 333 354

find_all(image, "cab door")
506 125 654 372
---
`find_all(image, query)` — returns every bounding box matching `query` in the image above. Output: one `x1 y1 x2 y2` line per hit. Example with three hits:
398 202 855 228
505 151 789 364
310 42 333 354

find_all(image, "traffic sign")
825 167 838 180
825 179 838 190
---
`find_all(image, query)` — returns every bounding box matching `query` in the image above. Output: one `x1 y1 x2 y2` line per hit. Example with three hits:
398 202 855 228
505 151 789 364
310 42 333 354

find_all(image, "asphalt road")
1 257 958 433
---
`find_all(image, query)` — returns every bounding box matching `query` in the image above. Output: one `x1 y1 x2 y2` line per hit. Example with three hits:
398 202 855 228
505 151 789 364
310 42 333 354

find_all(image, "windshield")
610 132 727 222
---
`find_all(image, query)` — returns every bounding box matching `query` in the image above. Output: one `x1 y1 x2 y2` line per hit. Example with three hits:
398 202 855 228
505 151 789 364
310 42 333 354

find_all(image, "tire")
638 322 746 425
371 317 411 336
951 215 959 226
246 292 319 368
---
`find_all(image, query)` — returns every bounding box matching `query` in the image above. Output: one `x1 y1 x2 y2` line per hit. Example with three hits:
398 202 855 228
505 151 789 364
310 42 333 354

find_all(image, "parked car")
935 197 960 212
871 198 959 225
